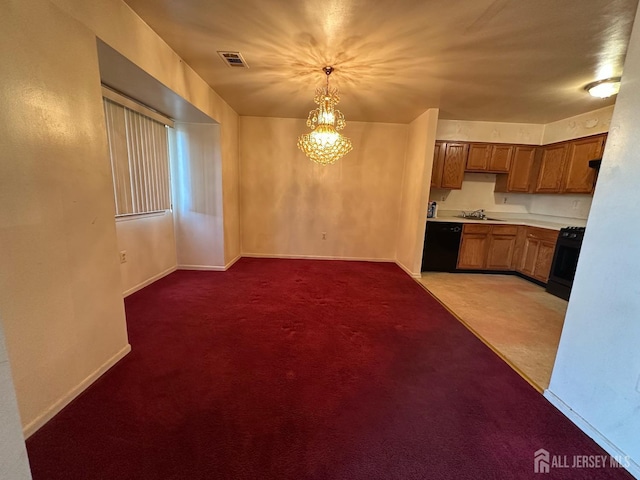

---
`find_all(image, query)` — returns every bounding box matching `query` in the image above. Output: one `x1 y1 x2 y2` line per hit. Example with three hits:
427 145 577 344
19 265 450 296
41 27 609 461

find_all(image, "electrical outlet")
119 251 127 263
503 197 508 204
440 195 446 201
322 232 327 240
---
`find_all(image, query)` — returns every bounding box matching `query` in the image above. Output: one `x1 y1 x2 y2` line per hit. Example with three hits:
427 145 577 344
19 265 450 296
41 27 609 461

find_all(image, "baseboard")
241 253 395 263
178 264 226 271
544 390 640 479
23 344 131 439
224 254 242 270
123 266 177 297
395 260 422 278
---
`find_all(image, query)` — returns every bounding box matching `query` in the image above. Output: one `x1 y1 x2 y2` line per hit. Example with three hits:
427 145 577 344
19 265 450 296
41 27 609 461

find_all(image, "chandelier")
297 66 353 165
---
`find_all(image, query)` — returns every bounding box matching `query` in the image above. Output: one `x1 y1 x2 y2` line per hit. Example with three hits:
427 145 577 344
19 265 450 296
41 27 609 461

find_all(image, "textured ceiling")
123 0 638 124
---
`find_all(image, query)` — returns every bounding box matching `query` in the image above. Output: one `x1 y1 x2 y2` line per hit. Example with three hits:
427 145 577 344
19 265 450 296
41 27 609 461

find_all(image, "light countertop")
427 210 587 231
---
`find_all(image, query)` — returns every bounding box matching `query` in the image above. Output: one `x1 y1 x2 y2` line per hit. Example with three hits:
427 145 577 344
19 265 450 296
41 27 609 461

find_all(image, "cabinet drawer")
462 224 492 234
526 227 559 243
491 225 518 236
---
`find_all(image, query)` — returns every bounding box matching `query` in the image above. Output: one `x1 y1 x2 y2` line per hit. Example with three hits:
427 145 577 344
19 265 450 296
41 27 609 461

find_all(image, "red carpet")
26 259 633 479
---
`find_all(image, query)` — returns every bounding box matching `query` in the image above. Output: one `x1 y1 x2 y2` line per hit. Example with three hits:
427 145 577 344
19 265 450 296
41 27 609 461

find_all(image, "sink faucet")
462 209 486 219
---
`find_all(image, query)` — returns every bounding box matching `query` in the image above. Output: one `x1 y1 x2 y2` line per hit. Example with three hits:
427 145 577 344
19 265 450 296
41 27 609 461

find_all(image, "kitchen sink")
456 215 504 221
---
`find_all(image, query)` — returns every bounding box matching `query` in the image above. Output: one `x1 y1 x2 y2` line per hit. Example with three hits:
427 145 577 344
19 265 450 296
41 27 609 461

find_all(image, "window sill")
115 210 172 222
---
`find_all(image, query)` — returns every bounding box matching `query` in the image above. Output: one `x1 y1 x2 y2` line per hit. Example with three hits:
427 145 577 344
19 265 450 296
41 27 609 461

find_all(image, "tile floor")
417 272 568 391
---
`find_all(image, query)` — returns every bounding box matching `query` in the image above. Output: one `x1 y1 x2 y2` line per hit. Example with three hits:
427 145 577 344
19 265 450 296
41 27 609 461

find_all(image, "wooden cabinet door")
517 227 559 282
486 225 518 270
440 143 468 189
506 146 536 192
536 143 568 193
518 237 540 277
466 144 491 171
431 142 445 188
488 145 514 172
457 234 489 269
533 241 557 282
512 226 527 270
562 135 605 194
457 224 490 270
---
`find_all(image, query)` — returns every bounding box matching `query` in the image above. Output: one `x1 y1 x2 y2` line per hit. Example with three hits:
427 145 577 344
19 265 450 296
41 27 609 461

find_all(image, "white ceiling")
123 0 638 124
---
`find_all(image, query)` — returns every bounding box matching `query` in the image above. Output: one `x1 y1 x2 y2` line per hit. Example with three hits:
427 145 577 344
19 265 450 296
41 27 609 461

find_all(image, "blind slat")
103 98 171 216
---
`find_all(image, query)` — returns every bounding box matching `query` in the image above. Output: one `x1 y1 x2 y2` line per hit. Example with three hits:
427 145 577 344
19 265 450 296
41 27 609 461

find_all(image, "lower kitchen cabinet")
455 224 557 283
457 224 491 269
485 225 518 270
457 224 518 270
517 227 559 282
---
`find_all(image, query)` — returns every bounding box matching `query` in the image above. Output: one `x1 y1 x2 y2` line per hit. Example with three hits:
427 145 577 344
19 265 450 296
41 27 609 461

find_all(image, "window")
102 88 172 216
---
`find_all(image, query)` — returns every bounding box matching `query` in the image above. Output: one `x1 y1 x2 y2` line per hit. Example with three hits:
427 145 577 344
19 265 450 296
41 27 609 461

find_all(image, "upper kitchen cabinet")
562 134 605 194
495 145 537 193
466 144 491 171
534 134 606 194
466 143 513 173
434 134 606 193
431 142 445 188
489 145 514 172
431 142 468 189
535 143 569 193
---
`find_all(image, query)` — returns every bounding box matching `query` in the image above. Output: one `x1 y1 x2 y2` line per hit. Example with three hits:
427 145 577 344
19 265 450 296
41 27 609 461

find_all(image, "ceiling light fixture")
297 67 352 165
584 77 621 98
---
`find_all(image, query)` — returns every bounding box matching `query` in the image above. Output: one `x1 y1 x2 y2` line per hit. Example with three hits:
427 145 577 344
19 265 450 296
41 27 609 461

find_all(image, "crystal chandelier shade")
297 67 353 165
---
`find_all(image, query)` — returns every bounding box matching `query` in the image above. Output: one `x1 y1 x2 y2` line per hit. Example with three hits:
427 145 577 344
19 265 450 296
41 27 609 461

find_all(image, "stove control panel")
560 226 586 240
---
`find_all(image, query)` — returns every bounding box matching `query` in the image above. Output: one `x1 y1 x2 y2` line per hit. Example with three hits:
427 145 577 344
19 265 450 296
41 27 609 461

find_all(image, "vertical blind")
103 98 171 216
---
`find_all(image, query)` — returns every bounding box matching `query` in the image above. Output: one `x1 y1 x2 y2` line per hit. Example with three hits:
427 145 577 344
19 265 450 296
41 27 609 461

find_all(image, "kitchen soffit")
123 0 638 124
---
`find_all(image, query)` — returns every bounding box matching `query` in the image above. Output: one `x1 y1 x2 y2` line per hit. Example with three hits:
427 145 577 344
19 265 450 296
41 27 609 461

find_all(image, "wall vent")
217 51 249 68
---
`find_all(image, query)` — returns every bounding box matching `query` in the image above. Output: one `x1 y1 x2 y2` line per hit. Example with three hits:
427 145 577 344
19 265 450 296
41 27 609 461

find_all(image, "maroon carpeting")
26 259 633 479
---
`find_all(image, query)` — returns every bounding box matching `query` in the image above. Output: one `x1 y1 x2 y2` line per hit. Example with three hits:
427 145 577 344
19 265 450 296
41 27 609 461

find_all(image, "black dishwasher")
421 222 463 272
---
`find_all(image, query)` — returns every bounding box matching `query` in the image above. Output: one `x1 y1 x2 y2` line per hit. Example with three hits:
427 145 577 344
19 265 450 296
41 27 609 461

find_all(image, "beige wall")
396 109 440 275
546 7 640 475
240 117 408 260
0 0 130 433
436 119 544 144
430 175 594 219
0 0 242 437
115 213 177 296
171 123 226 269
437 107 614 146
51 0 241 265
221 114 241 266
542 105 614 144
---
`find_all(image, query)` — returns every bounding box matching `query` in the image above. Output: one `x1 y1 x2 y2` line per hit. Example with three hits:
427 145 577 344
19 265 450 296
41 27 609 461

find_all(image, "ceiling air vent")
217 51 249 68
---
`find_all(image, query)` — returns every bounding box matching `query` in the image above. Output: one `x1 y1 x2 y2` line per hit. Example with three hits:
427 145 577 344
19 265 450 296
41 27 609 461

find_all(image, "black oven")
546 227 585 300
